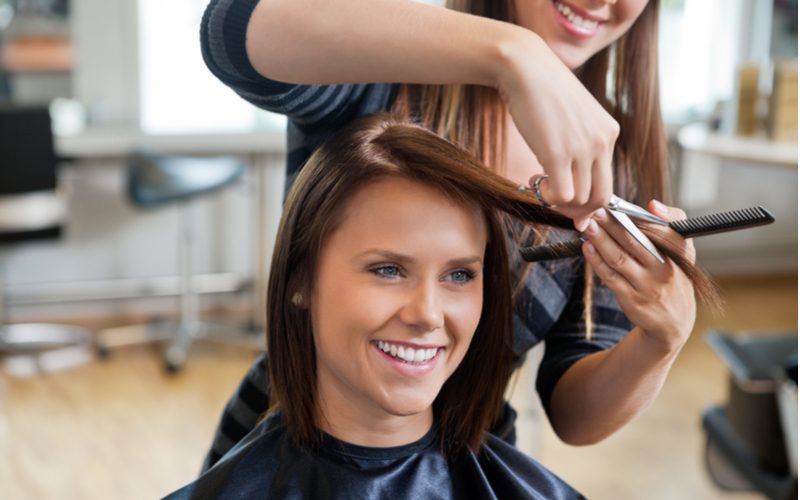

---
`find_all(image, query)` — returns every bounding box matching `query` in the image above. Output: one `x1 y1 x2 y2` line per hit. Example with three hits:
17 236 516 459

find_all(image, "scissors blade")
606 209 665 263
608 195 669 225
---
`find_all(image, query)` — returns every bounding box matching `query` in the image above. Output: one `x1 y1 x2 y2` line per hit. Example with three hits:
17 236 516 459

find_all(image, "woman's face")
514 0 649 70
310 176 486 437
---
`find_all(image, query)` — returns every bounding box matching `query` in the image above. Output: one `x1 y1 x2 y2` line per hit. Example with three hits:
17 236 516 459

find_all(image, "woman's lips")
552 0 602 39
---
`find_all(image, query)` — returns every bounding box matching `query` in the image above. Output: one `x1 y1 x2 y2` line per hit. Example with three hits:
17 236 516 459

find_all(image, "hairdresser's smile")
516 0 648 69
551 0 605 39
311 177 486 446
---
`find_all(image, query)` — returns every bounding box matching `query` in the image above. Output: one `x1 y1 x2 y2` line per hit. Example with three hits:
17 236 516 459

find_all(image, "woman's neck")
314 387 434 448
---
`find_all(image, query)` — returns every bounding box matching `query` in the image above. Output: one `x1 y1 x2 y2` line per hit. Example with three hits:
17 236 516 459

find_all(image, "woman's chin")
550 43 593 71
378 391 438 419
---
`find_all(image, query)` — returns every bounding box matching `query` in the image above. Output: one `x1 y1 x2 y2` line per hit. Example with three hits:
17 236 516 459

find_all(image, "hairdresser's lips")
551 0 604 39
372 340 444 377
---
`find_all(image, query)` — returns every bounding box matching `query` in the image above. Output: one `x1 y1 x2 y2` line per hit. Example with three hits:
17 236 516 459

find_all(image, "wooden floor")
1 274 796 499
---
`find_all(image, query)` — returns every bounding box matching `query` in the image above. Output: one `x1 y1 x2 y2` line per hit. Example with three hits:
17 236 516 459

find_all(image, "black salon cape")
164 415 583 500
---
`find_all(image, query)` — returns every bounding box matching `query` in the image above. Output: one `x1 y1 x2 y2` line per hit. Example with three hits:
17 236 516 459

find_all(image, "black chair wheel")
165 360 182 374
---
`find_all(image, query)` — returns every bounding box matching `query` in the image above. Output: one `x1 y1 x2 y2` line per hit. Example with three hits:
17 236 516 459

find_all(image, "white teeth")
555 1 599 31
376 341 439 364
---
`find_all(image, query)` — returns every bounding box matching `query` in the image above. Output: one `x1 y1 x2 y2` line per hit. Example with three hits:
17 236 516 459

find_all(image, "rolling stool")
96 152 262 373
0 105 92 376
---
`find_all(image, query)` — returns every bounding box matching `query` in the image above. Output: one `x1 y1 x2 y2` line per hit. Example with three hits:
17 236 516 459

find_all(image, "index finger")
537 163 574 206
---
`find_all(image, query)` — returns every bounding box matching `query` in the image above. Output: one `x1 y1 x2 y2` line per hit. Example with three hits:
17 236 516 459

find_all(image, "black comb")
519 206 775 262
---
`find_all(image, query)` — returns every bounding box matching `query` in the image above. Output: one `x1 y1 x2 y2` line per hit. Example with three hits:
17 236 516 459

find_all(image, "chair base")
96 319 263 373
703 405 797 500
0 323 93 376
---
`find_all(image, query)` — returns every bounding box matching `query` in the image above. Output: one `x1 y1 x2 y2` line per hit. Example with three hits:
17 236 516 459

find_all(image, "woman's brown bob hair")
266 113 718 457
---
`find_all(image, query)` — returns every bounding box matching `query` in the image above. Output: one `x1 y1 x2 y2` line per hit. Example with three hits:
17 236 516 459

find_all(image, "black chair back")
0 106 57 195
0 106 62 243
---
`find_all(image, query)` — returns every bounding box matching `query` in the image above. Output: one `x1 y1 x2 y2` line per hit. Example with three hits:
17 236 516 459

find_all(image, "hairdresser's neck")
315 388 433 448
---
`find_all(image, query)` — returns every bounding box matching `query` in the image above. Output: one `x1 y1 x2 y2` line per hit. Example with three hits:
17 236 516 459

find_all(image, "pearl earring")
291 292 304 307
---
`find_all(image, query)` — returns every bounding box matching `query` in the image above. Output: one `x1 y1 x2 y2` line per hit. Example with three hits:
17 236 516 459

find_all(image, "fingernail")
652 200 668 216
584 242 595 255
575 219 590 232
585 219 599 235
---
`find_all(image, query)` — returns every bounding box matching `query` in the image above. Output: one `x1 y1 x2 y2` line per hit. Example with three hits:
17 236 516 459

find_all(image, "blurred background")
0 0 796 498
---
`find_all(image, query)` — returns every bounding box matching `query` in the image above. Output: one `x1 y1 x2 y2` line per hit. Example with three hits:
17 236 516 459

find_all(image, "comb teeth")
669 206 775 237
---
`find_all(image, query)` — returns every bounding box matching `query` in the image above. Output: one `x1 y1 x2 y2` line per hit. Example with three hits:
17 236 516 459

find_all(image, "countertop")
55 125 286 158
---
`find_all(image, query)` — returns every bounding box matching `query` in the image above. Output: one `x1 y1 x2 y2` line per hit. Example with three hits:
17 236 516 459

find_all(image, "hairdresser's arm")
546 202 696 445
246 0 617 219
547 327 684 445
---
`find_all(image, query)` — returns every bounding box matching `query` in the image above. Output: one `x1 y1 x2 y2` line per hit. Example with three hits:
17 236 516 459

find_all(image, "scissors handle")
608 195 669 225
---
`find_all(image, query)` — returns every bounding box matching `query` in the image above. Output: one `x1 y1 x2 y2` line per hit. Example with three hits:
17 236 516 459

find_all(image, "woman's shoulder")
164 416 287 499
455 435 585 500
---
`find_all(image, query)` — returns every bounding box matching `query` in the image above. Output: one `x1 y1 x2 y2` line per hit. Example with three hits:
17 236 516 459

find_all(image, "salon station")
1 0 797 499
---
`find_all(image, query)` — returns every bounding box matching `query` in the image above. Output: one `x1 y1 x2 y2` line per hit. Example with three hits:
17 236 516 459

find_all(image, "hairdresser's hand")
580 201 697 353
499 33 618 230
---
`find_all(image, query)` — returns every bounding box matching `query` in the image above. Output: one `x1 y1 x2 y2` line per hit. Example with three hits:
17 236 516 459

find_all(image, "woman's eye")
448 269 475 284
370 265 402 279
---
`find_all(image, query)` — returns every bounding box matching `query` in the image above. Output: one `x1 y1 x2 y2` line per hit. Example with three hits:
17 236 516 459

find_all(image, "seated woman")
165 114 715 500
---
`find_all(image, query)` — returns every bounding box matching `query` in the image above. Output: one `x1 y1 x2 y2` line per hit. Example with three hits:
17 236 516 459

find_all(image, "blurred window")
659 0 796 123
137 0 284 133
659 0 744 121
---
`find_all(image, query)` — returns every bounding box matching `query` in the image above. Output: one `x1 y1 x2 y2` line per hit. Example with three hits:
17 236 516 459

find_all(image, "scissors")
521 186 668 263
606 194 668 264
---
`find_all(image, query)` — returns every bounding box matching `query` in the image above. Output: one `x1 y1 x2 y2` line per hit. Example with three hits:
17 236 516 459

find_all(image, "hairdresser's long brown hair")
392 1 666 205
266 114 718 458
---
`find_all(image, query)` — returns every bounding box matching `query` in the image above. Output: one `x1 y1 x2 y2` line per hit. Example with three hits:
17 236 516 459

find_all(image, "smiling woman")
163 113 714 499
311 176 488 448
163 114 587 499
260 114 543 460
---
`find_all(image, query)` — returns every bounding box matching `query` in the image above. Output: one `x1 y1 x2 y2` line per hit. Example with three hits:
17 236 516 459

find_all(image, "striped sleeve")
200 0 371 128
535 266 633 414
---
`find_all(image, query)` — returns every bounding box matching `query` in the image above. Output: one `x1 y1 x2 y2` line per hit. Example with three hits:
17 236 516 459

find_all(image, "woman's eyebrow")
446 256 483 267
356 249 482 267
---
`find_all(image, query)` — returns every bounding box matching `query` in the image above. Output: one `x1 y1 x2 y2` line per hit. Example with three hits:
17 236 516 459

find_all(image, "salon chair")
0 105 92 375
95 152 262 373
702 330 797 500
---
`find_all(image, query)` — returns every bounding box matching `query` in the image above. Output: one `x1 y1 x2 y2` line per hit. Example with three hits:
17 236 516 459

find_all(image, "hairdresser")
199 0 696 469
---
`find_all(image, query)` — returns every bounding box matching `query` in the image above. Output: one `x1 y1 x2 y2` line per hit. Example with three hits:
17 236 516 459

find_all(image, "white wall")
677 152 797 276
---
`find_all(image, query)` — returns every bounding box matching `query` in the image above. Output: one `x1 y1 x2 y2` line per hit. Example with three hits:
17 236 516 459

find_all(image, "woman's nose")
399 282 444 333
